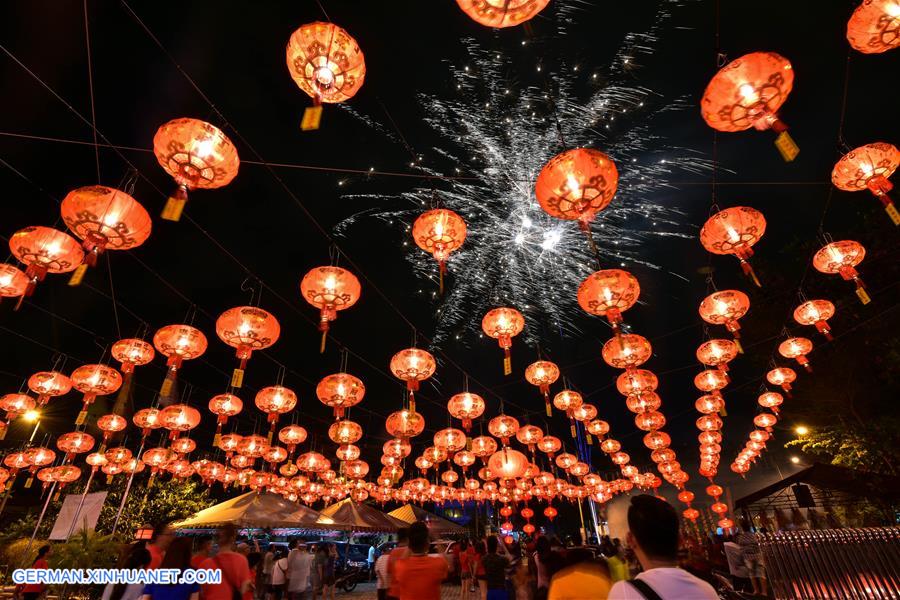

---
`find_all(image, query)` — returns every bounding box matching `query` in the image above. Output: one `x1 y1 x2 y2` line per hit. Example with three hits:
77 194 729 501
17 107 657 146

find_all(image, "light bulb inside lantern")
739 84 759 102
315 66 335 88
886 2 900 17
0 275 10 286
566 174 581 197
194 139 215 158
46 241 62 257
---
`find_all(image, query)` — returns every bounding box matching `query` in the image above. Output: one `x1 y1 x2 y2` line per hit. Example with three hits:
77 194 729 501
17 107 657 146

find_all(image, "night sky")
1 0 898 518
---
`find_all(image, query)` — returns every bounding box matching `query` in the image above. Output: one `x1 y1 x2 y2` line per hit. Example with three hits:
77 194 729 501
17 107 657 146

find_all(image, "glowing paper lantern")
694 369 729 394
159 404 201 439
456 0 550 27
286 22 365 105
111 338 155 375
412 209 467 291
757 392 784 414
153 118 239 221
328 419 363 445
778 337 814 372
617 369 658 396
767 366 797 396
385 409 425 439
0 394 35 427
847 0 900 54
447 392 485 431
699 290 750 347
96 414 127 450
27 371 72 406
793 299 836 340
300 266 361 352
832 142 900 224
390 348 436 413
696 339 738 372
153 324 207 397
9 226 84 302
0 264 29 300
577 269 640 334
255 386 298 436
216 306 280 386
133 408 161 439
471 435 499 459
701 52 797 161
481 307 525 375
60 186 151 268
535 148 618 228
71 364 122 425
537 435 562 458
524 360 560 415
209 393 243 442
57 431 95 463
700 206 766 286
434 428 467 453
812 241 867 290
488 448 529 479
278 425 308 456
602 334 652 370
488 415 520 446
316 373 365 419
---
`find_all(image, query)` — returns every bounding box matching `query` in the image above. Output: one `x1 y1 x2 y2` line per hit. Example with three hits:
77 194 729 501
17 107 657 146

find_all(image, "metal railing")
759 527 900 599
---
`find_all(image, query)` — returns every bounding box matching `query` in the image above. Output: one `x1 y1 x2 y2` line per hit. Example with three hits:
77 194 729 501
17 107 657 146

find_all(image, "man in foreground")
609 495 717 599
393 521 448 600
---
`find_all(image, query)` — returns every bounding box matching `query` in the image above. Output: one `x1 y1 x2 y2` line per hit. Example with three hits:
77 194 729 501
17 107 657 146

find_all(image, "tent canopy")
319 498 407 532
173 491 339 530
388 504 466 535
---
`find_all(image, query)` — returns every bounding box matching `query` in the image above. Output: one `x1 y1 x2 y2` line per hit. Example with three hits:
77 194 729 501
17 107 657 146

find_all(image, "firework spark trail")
337 0 712 348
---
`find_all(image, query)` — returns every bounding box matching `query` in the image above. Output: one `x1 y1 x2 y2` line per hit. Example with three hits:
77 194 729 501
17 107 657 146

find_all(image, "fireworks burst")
337 0 712 347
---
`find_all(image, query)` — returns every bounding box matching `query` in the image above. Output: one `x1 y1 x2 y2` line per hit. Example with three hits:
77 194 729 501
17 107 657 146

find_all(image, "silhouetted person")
393 521 448 600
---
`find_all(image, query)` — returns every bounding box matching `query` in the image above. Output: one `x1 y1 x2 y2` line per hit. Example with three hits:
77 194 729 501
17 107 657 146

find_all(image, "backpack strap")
628 578 664 600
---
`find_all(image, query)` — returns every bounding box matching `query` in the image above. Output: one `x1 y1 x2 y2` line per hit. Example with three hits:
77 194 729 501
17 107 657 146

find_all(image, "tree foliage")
785 417 899 475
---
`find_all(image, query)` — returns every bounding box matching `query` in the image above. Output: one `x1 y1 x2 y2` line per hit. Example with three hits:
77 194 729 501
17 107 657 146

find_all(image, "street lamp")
790 456 801 464
794 425 809 436
23 409 40 422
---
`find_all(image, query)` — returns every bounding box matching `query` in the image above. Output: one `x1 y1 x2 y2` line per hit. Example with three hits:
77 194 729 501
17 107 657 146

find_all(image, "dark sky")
1 0 898 515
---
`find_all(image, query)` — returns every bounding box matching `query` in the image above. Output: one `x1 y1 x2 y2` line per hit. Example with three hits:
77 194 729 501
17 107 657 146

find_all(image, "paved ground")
331 581 466 599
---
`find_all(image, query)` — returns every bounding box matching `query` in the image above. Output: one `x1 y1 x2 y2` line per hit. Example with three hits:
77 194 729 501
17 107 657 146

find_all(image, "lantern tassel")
68 263 89 287
161 185 188 222
855 281 871 305
320 328 328 354
503 347 512 376
438 261 446 295
740 259 761 287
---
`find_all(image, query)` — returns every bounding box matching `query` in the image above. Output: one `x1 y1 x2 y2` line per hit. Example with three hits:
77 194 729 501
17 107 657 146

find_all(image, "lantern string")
82 0 101 184
106 254 123 339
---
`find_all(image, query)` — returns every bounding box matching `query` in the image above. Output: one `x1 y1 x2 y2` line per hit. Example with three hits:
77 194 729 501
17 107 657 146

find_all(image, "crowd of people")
22 494 766 600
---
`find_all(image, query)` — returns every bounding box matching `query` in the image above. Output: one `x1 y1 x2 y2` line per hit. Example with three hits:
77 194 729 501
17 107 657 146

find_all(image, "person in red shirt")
458 540 475 600
190 536 213 570
147 523 175 569
393 521 448 600
386 528 409 600
200 525 254 600
21 544 52 600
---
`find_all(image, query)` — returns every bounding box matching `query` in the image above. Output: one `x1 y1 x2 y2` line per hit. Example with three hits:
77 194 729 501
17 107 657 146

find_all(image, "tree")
96 476 213 535
785 417 899 475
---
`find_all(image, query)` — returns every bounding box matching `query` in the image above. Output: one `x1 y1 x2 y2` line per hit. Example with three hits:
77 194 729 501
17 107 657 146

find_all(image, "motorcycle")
335 564 367 593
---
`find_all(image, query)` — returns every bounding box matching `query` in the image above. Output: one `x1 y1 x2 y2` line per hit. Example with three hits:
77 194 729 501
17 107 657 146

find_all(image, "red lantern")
209 393 243 441
447 392 485 431
701 52 796 159
434 428 467 453
525 360 560 415
9 226 84 301
412 209 467 291
278 425 308 455
153 325 207 397
71 364 122 425
813 240 869 304
488 448 529 479
133 408 162 439
766 367 797 396
696 339 738 372
0 394 35 427
316 373 365 419
537 436 562 457
385 409 425 439
627 392 662 415
171 437 197 455
27 371 72 406
758 392 784 414
328 419 363 445
160 404 201 439
577 270 640 334
515 425 544 452
0 264 29 300
644 431 672 451
617 369 658 396
216 307 280 383
286 23 365 104
694 369 729 393
153 118 239 221
832 142 899 224
700 206 767 285
96 414 127 450
111 338 155 375
57 431 95 463
488 415 520 446
754 413 778 430
456 0 549 27
699 290 750 347
601 334 652 370
481 307 525 375
60 186 151 267
544 505 558 520
778 337 814 372
300 266 361 352
471 435 499 459
695 394 723 415
535 148 618 228
793 300 836 340
390 348 436 414
847 0 900 54
255 386 298 436
587 419 610 438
